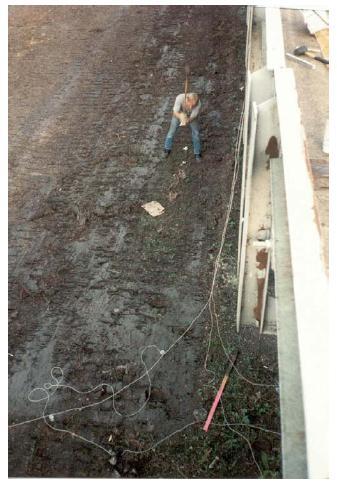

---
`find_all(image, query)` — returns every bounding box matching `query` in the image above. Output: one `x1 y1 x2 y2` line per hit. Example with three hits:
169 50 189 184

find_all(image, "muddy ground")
8 5 280 478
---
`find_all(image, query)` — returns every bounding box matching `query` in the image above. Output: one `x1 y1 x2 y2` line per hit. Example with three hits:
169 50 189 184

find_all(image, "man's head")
185 93 199 110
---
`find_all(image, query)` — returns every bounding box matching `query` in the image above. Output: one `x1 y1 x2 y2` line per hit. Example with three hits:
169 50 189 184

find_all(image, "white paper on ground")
141 201 165 217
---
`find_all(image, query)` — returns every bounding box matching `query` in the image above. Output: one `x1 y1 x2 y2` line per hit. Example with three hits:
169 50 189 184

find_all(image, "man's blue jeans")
164 117 201 155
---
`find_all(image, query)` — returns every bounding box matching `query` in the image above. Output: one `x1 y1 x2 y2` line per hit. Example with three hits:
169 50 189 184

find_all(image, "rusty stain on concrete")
265 135 279 158
254 248 268 322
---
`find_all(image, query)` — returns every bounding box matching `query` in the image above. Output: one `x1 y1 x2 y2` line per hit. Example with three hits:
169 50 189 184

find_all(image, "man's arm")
173 110 188 124
173 94 188 124
188 100 201 122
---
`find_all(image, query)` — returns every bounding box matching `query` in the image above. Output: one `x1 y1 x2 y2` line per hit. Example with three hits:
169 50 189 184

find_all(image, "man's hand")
180 113 189 126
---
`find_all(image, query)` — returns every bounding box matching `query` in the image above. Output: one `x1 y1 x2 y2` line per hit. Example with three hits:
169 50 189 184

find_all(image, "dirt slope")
9 5 280 478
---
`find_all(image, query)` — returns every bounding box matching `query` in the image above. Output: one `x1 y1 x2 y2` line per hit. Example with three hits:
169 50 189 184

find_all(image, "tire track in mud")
9 5 247 477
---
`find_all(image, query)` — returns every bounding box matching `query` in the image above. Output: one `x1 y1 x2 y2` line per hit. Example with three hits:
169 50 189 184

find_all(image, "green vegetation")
139 235 281 479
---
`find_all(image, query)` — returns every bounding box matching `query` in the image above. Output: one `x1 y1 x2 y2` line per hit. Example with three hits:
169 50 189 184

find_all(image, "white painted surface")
270 159 307 478
250 66 275 105
236 102 258 331
275 67 329 479
265 8 286 70
239 97 278 332
238 70 252 271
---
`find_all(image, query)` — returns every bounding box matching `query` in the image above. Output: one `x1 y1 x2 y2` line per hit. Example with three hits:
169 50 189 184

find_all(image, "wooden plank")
301 10 328 35
314 28 329 59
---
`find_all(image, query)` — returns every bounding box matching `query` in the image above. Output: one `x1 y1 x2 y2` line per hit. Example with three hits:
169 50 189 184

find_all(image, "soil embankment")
9 5 280 478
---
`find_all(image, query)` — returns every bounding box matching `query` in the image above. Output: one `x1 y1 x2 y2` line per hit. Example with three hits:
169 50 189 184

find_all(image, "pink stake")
203 350 239 432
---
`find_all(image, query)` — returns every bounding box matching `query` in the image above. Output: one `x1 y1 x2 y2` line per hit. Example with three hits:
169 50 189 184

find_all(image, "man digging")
164 92 202 162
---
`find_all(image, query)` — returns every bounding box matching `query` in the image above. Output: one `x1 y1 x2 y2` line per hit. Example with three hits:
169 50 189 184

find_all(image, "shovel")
181 65 190 126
